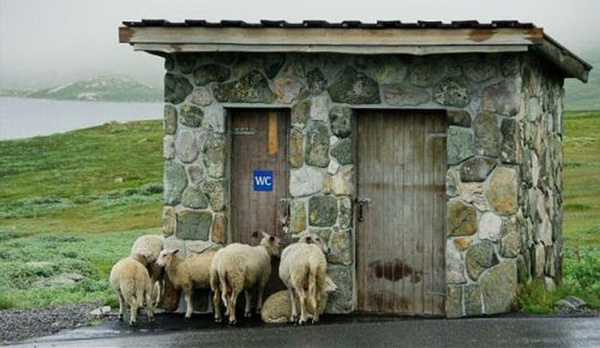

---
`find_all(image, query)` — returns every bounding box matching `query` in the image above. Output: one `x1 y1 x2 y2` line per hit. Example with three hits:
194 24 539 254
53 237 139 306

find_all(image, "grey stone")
163 206 175 236
446 167 460 197
480 259 517 314
517 254 529 283
305 121 330 167
331 138 353 166
446 285 463 318
290 200 307 234
527 97 542 122
447 200 477 236
446 240 466 284
181 185 209 209
465 242 499 280
482 79 520 116
193 64 230 86
308 227 332 242
175 54 197 74
409 60 435 87
164 104 177 135
187 164 205 186
180 103 204 128
473 112 501 157
163 135 175 160
212 70 274 103
460 157 496 182
309 195 338 227
545 276 556 292
433 77 471 107
328 159 340 175
186 240 217 255
176 210 212 240
500 118 518 164
202 104 225 134
164 161 187 205
272 76 304 104
486 167 519 215
545 245 556 277
479 212 503 242
447 110 471 127
310 95 329 120
325 265 353 313
165 73 193 104
203 134 226 179
306 68 328 94
328 67 380 104
447 126 475 165
331 165 355 196
189 87 212 106
90 306 112 316
500 53 520 77
211 213 227 244
364 56 408 84
202 180 226 211
329 106 353 138
327 228 352 265
500 217 521 258
383 84 430 106
165 55 174 71
34 273 84 287
262 53 286 79
462 55 496 82
464 284 483 316
291 99 311 129
175 130 200 163
337 197 352 229
555 296 587 311
164 236 186 258
290 128 303 168
290 166 324 197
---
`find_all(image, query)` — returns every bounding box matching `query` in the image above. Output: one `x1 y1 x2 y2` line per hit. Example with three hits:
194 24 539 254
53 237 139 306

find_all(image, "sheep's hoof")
184 315 192 320
229 319 237 325
118 315 124 321
214 317 221 323
298 319 306 326
244 311 251 318
129 321 136 327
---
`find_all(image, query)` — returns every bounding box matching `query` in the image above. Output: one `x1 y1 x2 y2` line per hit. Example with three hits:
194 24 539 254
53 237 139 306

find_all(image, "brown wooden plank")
433 114 447 315
422 113 435 314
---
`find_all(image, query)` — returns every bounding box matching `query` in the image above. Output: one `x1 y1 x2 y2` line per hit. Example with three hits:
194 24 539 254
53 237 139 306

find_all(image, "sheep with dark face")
210 230 281 325
278 232 329 324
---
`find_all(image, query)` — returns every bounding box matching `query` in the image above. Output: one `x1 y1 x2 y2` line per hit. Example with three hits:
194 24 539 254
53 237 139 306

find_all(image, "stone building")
119 20 591 318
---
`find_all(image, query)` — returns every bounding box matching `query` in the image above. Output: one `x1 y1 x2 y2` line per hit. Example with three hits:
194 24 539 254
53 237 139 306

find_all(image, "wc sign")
253 170 273 192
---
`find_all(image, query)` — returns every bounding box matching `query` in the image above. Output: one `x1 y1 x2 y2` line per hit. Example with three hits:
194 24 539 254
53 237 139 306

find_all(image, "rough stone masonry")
160 52 564 318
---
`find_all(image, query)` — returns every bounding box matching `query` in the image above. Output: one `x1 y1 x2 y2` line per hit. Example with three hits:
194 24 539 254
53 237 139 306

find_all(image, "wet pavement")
12 313 600 347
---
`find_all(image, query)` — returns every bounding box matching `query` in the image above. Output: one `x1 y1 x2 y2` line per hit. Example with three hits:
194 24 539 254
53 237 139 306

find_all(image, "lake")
0 97 162 140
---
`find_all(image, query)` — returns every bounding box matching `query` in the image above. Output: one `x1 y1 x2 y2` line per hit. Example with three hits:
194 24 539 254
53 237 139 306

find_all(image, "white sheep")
109 254 156 326
131 235 165 306
156 247 218 319
261 276 337 324
210 230 281 325
278 232 329 324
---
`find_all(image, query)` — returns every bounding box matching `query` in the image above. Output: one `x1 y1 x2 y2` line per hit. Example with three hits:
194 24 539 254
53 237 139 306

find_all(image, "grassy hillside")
0 114 598 311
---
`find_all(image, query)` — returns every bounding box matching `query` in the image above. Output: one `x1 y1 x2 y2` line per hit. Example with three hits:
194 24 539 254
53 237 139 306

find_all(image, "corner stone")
486 167 519 215
325 265 353 314
176 210 213 240
445 285 463 318
480 259 518 314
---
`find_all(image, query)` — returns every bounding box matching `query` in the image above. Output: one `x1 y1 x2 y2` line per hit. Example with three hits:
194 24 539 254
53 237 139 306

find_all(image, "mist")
1 0 599 89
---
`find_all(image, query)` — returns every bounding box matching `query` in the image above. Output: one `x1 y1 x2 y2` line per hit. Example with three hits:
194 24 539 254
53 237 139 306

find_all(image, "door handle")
355 196 371 222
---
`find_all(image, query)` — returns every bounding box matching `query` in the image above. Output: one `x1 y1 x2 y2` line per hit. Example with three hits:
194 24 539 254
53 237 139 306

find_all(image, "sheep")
278 232 329 324
261 276 337 324
131 235 165 306
156 247 218 319
109 254 155 326
210 230 281 325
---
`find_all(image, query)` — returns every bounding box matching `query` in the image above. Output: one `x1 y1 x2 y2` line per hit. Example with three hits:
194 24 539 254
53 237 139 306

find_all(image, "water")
0 97 163 140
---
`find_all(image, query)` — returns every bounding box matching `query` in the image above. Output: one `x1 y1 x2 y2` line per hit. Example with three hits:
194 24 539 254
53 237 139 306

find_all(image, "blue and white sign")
253 170 273 192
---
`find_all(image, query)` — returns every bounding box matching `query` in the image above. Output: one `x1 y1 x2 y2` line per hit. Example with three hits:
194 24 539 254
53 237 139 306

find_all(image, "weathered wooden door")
356 110 446 316
230 109 289 244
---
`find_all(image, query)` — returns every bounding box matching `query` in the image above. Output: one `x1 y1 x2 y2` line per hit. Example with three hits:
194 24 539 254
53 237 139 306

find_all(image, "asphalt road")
13 313 600 347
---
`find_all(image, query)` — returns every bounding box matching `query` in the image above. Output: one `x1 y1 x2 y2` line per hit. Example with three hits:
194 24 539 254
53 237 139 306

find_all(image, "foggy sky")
1 0 599 89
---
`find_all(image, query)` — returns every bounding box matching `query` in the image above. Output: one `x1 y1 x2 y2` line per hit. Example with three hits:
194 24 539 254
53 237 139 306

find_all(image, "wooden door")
230 109 289 244
356 110 446 316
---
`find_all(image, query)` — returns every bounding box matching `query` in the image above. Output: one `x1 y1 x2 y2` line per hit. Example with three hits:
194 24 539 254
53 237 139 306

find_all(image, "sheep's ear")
173 249 179 255
260 230 270 239
251 230 259 239
305 236 313 244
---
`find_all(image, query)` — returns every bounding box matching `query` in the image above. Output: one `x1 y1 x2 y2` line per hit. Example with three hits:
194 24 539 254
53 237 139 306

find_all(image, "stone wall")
161 51 563 317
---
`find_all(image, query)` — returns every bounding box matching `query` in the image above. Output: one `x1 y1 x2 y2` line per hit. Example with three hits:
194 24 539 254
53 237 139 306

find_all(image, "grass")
0 112 598 313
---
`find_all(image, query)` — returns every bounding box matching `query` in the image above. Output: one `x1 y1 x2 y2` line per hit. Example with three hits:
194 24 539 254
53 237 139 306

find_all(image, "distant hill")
564 49 599 110
0 76 162 102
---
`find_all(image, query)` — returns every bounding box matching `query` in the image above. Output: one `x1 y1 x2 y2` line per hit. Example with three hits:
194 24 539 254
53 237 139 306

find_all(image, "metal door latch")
355 196 371 222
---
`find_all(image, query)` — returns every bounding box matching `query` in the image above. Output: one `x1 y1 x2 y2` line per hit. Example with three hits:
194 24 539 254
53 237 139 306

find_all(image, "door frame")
352 108 448 316
225 107 291 244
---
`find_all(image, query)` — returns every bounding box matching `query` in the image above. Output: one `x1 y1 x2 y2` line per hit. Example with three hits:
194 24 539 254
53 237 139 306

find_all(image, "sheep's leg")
212 289 222 322
154 279 161 307
129 297 138 326
117 290 125 321
228 291 239 325
288 288 298 323
244 290 252 318
256 286 264 313
145 290 155 323
184 288 193 319
297 288 309 325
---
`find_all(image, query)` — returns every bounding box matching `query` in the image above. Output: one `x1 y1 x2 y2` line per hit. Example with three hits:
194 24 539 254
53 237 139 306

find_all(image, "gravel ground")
0 302 107 344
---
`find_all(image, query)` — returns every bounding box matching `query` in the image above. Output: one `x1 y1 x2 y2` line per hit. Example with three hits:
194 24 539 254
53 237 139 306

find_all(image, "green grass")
0 112 598 313
0 120 164 309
